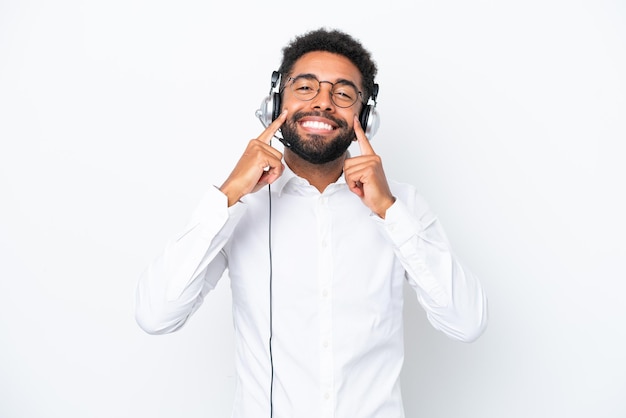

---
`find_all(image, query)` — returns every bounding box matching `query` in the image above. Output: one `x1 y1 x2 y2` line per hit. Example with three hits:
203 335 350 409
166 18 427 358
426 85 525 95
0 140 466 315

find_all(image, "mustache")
291 111 349 129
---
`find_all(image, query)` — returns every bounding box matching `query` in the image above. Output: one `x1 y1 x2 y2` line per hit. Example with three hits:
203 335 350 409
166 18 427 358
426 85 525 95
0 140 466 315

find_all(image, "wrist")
219 183 243 207
374 196 396 219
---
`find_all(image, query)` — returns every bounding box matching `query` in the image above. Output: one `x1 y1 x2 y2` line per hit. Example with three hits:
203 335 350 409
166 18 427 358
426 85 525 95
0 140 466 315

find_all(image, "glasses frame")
282 75 363 108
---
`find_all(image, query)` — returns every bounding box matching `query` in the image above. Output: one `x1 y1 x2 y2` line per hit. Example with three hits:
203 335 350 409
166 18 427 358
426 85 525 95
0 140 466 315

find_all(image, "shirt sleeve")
135 186 246 335
374 191 488 343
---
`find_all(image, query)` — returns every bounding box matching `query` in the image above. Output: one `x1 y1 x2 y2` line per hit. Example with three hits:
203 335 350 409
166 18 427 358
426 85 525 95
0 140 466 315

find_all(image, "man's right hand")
219 109 288 206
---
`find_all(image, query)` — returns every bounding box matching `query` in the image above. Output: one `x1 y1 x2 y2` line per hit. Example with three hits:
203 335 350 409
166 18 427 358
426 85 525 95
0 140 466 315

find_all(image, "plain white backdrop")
1 1 625 417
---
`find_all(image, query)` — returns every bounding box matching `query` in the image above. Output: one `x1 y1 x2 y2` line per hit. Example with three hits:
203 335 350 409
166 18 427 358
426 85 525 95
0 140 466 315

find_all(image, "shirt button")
324 392 330 400
322 289 329 297
322 340 329 348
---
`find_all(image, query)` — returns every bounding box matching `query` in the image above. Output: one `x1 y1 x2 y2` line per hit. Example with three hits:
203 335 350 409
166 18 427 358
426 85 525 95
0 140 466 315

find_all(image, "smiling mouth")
300 120 335 132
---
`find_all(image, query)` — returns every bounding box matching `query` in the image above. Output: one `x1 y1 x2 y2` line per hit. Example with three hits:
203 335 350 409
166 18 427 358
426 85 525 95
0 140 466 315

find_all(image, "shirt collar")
271 160 347 197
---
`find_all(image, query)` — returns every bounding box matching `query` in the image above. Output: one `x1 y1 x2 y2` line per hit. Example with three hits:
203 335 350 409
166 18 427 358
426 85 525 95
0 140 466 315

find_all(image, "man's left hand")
344 115 396 218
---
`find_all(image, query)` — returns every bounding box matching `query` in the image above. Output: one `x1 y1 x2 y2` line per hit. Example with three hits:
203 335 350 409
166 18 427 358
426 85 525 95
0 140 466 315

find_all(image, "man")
136 28 488 418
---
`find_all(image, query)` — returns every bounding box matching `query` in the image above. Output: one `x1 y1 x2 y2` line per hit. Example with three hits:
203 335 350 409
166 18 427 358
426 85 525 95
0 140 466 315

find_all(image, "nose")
310 81 335 112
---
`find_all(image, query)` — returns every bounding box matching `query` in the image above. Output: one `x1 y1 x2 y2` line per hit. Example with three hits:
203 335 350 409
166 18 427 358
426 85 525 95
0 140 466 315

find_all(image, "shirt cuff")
373 198 422 246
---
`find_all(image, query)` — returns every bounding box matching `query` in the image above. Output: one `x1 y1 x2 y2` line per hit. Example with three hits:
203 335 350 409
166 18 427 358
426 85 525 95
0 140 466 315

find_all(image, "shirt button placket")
316 195 334 417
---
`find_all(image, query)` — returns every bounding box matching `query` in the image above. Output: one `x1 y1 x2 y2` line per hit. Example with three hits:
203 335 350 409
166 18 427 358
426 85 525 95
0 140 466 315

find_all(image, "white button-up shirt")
136 164 488 418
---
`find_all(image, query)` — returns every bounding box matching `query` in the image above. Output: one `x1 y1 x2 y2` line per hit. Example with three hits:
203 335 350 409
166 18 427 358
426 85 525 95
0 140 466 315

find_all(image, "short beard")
280 111 354 164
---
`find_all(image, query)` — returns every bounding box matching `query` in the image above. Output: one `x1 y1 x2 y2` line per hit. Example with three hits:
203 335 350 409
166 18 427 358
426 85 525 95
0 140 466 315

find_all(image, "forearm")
409 253 488 343
379 195 488 342
135 186 244 334
134 225 228 334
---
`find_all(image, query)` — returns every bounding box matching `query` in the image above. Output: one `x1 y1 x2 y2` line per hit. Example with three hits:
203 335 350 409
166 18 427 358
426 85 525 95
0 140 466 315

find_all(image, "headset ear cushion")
359 105 379 138
359 105 371 131
271 92 282 122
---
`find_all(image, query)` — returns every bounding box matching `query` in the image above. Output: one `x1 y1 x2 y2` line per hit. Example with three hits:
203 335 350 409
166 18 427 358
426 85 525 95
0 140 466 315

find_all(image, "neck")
284 150 346 193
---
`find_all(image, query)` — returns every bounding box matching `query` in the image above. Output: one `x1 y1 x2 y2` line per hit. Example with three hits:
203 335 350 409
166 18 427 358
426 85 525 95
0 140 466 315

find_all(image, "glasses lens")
290 77 319 100
331 82 359 107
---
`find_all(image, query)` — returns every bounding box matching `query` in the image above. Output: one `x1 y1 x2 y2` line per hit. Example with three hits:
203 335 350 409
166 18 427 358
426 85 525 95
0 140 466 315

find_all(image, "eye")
333 86 357 102
291 77 318 96
295 84 314 92
334 90 353 100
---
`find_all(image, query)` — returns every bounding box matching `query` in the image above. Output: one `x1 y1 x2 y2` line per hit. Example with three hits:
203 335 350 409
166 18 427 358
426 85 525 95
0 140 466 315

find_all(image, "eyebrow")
293 73 360 91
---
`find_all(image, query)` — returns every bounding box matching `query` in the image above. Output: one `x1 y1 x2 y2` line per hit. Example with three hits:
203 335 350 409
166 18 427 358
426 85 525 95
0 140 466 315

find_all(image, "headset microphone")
255 109 292 150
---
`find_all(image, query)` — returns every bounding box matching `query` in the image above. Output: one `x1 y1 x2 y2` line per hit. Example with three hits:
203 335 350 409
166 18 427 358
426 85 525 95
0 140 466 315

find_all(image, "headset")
255 71 380 139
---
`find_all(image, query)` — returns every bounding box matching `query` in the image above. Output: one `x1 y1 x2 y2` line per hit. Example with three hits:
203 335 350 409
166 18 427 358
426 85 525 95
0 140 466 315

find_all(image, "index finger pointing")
354 114 375 155
258 109 288 144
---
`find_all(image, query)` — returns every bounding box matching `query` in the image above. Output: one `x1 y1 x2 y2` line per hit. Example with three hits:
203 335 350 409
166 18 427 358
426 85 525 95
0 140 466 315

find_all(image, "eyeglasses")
284 75 362 108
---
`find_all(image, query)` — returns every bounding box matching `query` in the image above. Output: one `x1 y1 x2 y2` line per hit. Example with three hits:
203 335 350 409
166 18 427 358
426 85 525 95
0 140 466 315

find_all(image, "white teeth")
301 120 333 131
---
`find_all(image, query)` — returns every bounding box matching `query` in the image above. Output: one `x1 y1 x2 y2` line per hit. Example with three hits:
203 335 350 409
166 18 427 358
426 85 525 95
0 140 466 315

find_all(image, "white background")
1 1 625 417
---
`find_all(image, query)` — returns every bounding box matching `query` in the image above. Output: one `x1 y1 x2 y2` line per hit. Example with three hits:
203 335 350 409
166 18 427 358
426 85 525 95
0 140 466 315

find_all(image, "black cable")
268 183 275 418
254 112 279 417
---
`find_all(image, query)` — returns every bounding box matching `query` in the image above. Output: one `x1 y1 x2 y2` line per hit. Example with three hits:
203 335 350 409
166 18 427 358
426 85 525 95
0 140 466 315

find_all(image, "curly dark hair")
277 28 378 104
